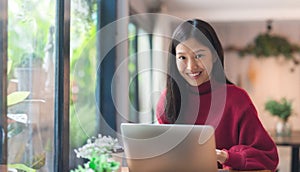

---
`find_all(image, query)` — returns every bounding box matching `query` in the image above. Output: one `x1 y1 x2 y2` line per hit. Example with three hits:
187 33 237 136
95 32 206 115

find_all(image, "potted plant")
7 91 46 172
239 33 300 59
71 134 122 172
265 97 293 136
237 33 300 72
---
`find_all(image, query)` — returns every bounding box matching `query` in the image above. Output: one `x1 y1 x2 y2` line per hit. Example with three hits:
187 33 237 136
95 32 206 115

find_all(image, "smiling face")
175 38 215 86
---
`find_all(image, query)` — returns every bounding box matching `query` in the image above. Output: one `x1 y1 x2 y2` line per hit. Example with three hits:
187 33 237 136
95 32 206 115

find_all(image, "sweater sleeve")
223 103 279 171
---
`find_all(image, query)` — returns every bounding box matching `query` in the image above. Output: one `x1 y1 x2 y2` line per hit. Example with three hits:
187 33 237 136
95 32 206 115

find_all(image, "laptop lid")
121 123 218 172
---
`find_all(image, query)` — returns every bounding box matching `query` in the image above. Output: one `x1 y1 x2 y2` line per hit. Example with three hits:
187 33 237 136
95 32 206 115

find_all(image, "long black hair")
165 19 232 123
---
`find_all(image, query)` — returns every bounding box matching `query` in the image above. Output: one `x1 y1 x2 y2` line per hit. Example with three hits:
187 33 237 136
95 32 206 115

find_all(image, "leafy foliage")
7 41 43 170
69 0 99 151
7 91 30 106
8 163 36 172
71 154 120 172
27 152 46 169
8 0 54 71
70 103 97 148
239 33 300 58
71 135 121 172
7 122 26 138
7 59 30 138
265 98 293 122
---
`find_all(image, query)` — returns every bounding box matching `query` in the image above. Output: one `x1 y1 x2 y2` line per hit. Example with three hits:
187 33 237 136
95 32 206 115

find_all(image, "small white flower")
74 134 121 159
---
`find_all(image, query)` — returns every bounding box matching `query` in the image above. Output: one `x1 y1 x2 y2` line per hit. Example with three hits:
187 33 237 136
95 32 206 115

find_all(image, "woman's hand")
216 149 228 164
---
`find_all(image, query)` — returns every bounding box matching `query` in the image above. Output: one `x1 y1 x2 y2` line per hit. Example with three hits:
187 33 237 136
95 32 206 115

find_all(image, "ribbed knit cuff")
223 150 245 169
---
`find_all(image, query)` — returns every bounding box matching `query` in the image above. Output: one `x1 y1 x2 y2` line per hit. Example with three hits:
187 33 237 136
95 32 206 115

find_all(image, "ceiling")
161 0 300 10
142 0 300 21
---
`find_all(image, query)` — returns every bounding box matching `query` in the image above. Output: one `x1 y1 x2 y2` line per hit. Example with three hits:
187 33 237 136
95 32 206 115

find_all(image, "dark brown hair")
165 19 232 123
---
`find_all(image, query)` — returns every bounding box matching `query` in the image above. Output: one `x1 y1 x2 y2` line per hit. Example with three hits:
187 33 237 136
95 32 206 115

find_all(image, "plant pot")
275 119 292 137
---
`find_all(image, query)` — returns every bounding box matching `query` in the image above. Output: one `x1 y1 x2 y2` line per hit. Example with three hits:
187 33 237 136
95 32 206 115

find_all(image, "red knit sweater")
156 81 279 171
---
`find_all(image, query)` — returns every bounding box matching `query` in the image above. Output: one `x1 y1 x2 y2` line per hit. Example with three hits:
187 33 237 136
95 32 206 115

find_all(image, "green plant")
238 33 300 72
7 90 41 172
224 32 300 72
7 153 45 172
72 154 120 172
70 103 97 148
7 91 30 138
8 164 36 172
7 58 30 137
71 135 121 172
7 57 30 107
8 0 54 72
7 91 30 107
7 92 46 171
69 24 98 149
7 61 44 171
239 33 300 58
265 97 293 122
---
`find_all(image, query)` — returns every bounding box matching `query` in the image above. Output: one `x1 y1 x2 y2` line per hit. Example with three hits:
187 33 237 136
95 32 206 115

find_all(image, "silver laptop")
121 123 218 172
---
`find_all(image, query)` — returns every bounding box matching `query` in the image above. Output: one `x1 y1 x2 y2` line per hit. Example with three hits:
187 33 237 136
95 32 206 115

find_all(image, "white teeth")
189 72 200 77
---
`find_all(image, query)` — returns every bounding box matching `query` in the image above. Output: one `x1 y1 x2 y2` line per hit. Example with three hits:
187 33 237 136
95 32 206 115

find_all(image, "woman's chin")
186 78 209 87
187 80 203 87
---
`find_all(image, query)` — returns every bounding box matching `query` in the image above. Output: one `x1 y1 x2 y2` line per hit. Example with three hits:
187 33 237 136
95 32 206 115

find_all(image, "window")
69 0 98 168
0 0 117 171
128 21 156 123
128 22 139 122
7 1 56 171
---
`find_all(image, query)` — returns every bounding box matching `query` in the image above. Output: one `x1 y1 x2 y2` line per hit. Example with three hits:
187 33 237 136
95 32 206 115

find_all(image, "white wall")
212 21 300 131
167 8 300 22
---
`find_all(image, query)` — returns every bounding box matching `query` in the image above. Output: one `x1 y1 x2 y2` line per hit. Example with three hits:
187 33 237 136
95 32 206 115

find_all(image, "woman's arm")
222 104 279 171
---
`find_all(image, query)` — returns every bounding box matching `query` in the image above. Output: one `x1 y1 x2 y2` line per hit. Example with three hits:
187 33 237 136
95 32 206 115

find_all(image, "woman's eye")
178 56 186 60
195 54 204 59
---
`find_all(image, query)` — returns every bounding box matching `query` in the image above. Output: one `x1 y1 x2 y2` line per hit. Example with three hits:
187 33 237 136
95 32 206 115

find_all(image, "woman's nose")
186 58 199 71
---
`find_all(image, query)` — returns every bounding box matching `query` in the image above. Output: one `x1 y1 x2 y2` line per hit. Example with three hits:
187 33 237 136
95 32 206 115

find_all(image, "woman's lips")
188 72 202 79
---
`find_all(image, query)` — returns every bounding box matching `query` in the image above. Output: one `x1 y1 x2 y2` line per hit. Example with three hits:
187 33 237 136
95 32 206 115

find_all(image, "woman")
156 19 279 171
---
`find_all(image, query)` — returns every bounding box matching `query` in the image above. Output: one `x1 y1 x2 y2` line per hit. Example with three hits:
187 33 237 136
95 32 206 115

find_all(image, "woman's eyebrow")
194 49 206 53
176 49 206 55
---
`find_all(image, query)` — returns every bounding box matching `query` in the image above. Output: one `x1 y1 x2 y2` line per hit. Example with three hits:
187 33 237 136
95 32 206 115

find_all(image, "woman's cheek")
200 59 213 74
176 61 186 72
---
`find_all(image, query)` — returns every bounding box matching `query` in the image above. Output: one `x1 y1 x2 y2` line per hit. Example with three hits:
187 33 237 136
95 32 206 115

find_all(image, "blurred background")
2 0 300 171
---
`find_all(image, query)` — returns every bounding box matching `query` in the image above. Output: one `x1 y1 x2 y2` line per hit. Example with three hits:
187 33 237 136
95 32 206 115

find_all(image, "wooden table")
270 130 300 172
121 167 271 172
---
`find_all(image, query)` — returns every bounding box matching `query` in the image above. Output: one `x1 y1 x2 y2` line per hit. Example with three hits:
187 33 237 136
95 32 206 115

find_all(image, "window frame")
96 0 118 136
54 0 70 171
0 0 8 165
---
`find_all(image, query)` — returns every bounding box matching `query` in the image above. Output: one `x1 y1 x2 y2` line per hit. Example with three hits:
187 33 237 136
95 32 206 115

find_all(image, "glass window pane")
128 22 139 122
8 0 56 171
136 29 153 123
128 23 155 124
69 0 98 169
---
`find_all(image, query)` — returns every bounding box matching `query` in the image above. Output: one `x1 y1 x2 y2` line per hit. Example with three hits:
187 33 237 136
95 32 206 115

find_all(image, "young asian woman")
156 19 279 171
